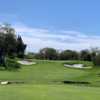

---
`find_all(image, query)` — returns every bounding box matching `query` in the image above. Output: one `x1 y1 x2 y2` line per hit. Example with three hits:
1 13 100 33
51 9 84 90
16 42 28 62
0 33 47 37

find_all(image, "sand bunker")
17 60 36 65
64 64 84 68
64 64 92 69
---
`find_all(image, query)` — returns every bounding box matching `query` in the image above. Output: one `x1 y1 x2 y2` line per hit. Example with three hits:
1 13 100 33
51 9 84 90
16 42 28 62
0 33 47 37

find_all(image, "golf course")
0 1 100 99
0 60 100 100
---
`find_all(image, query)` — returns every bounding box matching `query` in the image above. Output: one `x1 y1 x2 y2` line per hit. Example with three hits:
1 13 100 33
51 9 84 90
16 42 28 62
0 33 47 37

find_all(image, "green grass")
0 60 91 84
0 84 100 100
0 60 100 100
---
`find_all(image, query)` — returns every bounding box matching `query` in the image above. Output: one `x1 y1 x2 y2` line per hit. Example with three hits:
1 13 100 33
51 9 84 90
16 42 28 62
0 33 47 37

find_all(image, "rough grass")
0 60 100 100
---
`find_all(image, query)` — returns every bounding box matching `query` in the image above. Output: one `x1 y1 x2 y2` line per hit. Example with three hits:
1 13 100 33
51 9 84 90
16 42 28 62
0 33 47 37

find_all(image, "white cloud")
12 23 100 52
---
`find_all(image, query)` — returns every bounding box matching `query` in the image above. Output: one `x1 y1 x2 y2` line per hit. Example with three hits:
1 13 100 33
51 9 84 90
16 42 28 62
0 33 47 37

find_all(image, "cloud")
0 14 100 52
12 23 100 52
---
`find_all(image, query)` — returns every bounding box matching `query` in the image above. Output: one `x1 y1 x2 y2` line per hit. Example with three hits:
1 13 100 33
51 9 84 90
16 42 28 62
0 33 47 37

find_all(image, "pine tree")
16 35 26 58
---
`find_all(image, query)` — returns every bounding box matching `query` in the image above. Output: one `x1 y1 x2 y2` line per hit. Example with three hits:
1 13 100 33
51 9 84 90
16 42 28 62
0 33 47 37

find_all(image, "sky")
0 0 100 52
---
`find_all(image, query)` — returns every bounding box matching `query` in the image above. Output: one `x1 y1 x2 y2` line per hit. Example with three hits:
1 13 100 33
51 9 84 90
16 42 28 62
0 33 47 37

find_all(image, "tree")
0 32 5 49
5 32 17 57
93 53 100 66
60 50 79 60
0 23 17 57
90 48 100 66
0 23 26 69
0 24 27 58
90 47 99 61
39 47 58 60
0 23 17 67
16 35 26 58
80 49 92 61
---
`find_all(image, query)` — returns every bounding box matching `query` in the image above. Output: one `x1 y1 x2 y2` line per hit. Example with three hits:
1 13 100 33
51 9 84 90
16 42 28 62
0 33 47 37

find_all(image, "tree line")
26 47 100 66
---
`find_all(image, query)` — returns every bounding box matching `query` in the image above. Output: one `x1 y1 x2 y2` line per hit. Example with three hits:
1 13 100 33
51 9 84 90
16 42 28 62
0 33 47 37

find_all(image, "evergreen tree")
16 35 26 58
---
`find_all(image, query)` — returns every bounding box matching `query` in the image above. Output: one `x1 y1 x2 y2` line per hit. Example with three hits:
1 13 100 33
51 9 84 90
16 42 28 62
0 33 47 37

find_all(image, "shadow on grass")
0 66 20 72
63 80 90 85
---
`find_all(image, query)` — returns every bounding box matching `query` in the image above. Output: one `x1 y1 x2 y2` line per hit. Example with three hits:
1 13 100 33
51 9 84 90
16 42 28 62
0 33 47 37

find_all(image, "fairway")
0 85 100 100
0 60 100 100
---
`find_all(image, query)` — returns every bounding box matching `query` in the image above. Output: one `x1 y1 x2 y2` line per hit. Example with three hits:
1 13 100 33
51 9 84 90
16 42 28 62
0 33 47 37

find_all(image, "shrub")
5 58 20 70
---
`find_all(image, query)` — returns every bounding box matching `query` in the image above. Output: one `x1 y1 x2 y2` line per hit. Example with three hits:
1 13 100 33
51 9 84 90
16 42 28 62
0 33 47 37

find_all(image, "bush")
5 58 20 70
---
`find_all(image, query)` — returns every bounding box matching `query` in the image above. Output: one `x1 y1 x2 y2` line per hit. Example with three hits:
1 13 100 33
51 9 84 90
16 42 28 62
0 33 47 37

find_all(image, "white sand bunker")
64 64 91 69
17 60 36 65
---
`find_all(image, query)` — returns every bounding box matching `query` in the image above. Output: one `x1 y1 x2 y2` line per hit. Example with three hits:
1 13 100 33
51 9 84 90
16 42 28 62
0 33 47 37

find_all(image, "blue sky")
0 0 100 52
